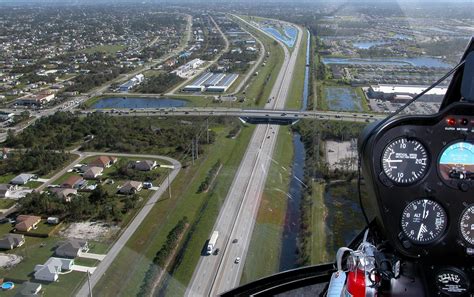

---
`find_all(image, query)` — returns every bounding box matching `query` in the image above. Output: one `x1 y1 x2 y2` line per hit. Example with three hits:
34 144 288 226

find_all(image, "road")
228 15 266 96
74 152 181 297
186 15 303 296
167 14 230 95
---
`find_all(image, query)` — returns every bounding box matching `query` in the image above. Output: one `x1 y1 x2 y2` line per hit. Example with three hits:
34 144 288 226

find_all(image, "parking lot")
368 98 441 115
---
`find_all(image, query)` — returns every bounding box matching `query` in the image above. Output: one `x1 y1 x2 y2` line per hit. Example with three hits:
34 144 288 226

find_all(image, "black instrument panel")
361 102 474 260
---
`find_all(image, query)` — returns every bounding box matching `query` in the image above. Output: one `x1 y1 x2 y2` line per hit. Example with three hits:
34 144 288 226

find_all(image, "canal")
91 97 187 109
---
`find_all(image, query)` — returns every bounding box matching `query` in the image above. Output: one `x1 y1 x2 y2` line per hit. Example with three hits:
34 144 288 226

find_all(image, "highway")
74 152 181 297
186 15 303 296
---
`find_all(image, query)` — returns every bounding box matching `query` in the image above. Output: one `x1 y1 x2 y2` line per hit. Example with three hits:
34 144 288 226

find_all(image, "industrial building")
183 73 238 93
367 84 447 102
15 91 55 106
118 74 144 92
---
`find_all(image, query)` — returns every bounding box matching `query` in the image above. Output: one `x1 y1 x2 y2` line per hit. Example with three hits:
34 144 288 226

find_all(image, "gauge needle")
385 160 403 163
417 223 426 240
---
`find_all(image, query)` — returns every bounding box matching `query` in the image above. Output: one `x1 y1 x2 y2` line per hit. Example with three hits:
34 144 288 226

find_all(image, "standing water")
279 30 310 270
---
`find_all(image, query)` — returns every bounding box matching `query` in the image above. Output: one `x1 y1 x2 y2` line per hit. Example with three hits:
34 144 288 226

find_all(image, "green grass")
0 199 16 210
0 174 15 184
232 16 285 107
27 220 58 235
286 28 307 110
310 181 329 264
240 127 294 285
24 180 43 189
355 87 370 112
74 257 99 267
92 123 256 297
83 44 125 54
52 172 77 185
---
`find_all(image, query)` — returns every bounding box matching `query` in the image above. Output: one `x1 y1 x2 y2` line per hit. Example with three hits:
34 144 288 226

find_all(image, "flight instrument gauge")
401 199 447 244
381 138 429 185
460 205 474 245
439 141 474 182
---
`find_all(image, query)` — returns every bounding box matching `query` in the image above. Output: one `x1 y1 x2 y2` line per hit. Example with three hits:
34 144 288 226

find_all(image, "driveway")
80 252 106 261
71 265 96 274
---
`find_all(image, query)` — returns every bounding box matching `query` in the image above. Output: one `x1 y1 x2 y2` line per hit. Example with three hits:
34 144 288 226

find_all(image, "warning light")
460 118 469 126
447 118 456 126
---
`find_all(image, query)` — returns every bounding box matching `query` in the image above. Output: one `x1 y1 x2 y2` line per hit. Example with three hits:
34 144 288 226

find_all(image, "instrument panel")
360 102 474 260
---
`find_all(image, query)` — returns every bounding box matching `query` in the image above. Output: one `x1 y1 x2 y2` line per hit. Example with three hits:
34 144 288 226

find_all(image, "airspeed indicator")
381 138 429 185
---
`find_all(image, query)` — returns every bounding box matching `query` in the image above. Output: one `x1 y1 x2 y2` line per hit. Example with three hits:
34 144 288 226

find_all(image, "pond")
91 97 188 109
325 87 363 112
262 25 297 48
321 56 452 68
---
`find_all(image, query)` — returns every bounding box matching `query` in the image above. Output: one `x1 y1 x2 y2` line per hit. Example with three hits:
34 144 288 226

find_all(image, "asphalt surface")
74 152 181 297
186 16 303 296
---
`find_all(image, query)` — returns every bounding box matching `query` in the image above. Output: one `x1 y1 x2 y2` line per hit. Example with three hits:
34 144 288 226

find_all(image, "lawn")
310 181 330 264
92 123 256 297
240 127 294 285
0 173 15 184
0 198 16 210
83 44 125 54
286 28 308 110
24 180 43 190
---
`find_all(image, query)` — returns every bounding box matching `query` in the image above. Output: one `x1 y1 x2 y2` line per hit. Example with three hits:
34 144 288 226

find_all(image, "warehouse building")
119 74 144 92
183 72 238 93
367 84 447 102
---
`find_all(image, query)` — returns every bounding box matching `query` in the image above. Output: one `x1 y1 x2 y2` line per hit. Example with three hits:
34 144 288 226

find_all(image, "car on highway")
234 257 241 264
232 238 238 243
214 248 220 255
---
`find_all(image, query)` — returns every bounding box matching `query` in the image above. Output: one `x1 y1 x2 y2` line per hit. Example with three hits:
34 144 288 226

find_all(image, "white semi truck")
207 231 219 255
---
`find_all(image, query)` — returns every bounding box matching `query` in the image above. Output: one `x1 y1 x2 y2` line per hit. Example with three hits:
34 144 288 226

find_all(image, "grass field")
240 127 294 285
286 28 307 110
83 44 125 54
0 198 16 210
92 123 255 297
310 181 329 264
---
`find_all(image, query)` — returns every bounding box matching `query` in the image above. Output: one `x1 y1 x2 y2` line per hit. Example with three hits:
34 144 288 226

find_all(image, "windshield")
0 1 472 296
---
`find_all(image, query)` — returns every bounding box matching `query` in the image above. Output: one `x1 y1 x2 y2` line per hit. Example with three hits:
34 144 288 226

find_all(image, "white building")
368 84 447 102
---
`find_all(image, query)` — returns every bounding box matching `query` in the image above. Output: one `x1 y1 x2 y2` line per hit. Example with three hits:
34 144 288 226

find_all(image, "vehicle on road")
214 248 220 255
234 257 241 264
232 238 238 243
207 230 219 255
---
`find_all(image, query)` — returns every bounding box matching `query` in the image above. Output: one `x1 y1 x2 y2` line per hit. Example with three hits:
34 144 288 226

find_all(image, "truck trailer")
207 231 219 255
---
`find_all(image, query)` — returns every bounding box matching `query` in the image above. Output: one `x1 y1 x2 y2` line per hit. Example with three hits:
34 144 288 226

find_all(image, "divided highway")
186 16 304 296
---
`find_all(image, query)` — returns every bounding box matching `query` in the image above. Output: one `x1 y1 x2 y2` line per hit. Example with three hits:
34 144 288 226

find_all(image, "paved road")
66 152 182 297
186 16 303 296
167 14 230 95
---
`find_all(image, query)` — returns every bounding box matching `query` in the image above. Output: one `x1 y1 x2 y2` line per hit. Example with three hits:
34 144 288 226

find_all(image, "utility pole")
196 136 199 159
191 139 195 165
88 270 93 297
207 118 210 144
168 168 171 199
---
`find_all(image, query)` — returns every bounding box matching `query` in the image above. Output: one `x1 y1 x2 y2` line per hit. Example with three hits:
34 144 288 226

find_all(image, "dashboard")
361 102 474 262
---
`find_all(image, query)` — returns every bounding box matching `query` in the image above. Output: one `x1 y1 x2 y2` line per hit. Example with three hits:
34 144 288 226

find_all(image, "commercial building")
183 72 239 93
367 84 447 102
118 74 145 92
15 91 55 106
172 58 205 78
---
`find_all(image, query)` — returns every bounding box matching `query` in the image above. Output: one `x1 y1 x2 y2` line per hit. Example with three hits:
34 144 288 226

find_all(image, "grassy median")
286 28 308 110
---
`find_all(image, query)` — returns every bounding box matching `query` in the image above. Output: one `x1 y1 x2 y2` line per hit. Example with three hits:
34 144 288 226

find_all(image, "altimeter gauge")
401 199 447 244
382 138 429 185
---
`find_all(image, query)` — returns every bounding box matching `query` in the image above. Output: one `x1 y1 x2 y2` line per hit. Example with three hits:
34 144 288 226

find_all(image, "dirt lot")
325 139 358 171
59 221 119 241
0 253 22 269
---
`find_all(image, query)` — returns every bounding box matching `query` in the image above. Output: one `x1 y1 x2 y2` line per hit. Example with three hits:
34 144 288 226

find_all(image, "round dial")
439 142 474 182
435 267 470 296
460 205 474 245
401 199 447 244
382 138 429 184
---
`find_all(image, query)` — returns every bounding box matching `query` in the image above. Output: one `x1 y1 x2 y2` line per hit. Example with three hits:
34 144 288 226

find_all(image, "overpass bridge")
83 107 386 124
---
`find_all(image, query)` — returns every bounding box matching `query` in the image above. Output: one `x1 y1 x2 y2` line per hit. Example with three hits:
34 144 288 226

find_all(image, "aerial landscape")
0 0 472 296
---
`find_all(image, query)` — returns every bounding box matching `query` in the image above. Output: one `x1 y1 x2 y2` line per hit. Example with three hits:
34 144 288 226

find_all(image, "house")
61 175 86 189
13 282 42 297
10 173 35 185
55 239 89 258
83 166 103 179
34 257 74 282
51 188 78 202
0 183 17 198
0 234 25 250
134 160 157 171
88 156 118 168
15 215 41 232
119 181 143 194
